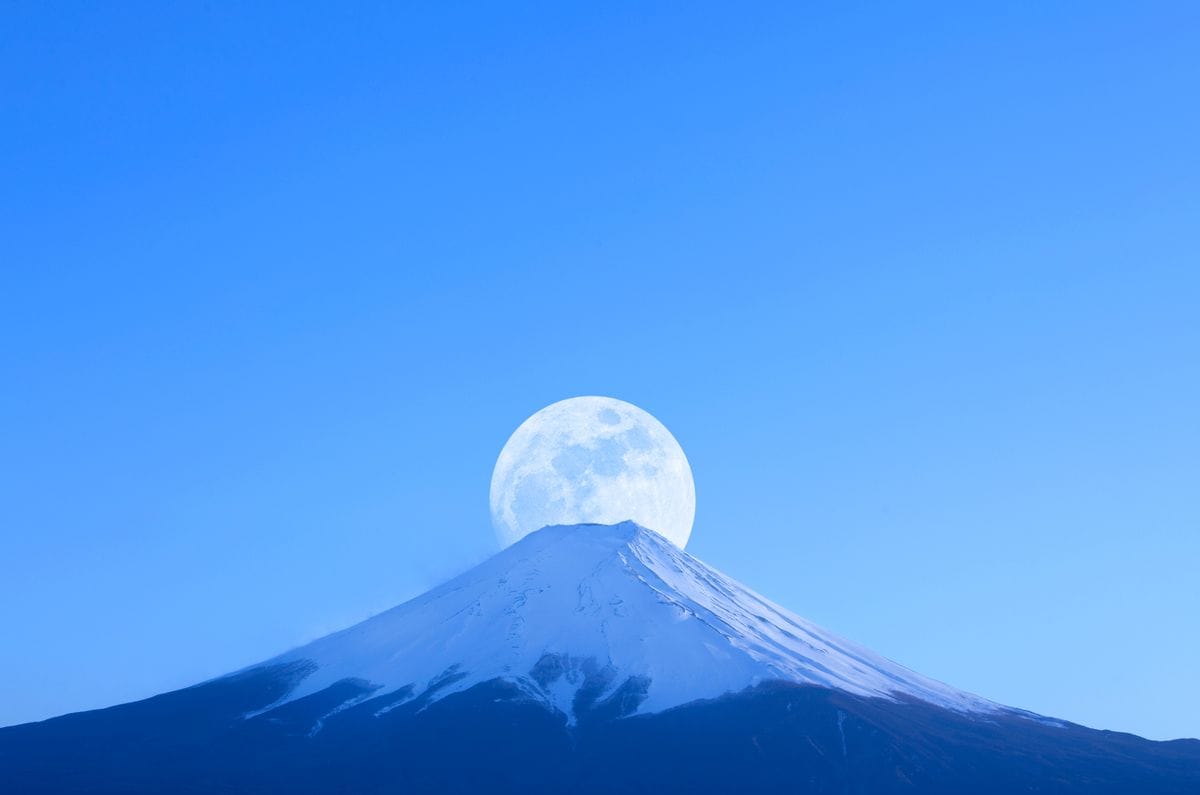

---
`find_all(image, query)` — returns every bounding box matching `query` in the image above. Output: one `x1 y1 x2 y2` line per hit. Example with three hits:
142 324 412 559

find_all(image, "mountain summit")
259 521 994 723
3 522 1198 794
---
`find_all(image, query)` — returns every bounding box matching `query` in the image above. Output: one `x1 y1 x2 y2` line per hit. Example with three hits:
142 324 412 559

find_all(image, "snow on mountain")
250 521 999 723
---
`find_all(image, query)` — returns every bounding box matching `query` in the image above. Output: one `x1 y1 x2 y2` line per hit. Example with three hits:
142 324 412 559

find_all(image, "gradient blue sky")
2 3 1198 740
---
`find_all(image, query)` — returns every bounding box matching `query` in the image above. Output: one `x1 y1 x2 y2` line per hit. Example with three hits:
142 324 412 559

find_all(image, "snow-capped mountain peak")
251 522 997 723
12 521 1197 794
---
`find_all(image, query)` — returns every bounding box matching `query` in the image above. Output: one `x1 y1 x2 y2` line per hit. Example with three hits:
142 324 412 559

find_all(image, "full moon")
490 396 696 549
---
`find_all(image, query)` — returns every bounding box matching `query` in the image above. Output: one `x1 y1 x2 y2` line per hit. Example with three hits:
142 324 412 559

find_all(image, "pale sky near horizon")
2 3 1198 740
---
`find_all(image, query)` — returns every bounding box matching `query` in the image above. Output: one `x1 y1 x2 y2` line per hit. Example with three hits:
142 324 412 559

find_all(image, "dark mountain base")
2 664 1198 794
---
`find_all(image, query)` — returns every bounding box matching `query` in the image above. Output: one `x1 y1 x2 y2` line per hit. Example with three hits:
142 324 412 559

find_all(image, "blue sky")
2 3 1197 739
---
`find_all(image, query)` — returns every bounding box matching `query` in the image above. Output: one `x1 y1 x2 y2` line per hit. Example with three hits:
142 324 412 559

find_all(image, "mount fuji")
2 522 1197 793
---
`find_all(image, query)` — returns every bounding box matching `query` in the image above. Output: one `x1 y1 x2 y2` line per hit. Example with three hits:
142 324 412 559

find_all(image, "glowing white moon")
490 396 696 549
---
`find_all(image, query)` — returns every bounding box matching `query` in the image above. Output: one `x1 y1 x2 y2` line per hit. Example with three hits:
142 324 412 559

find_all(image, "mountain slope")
2 522 1197 794
256 521 995 723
